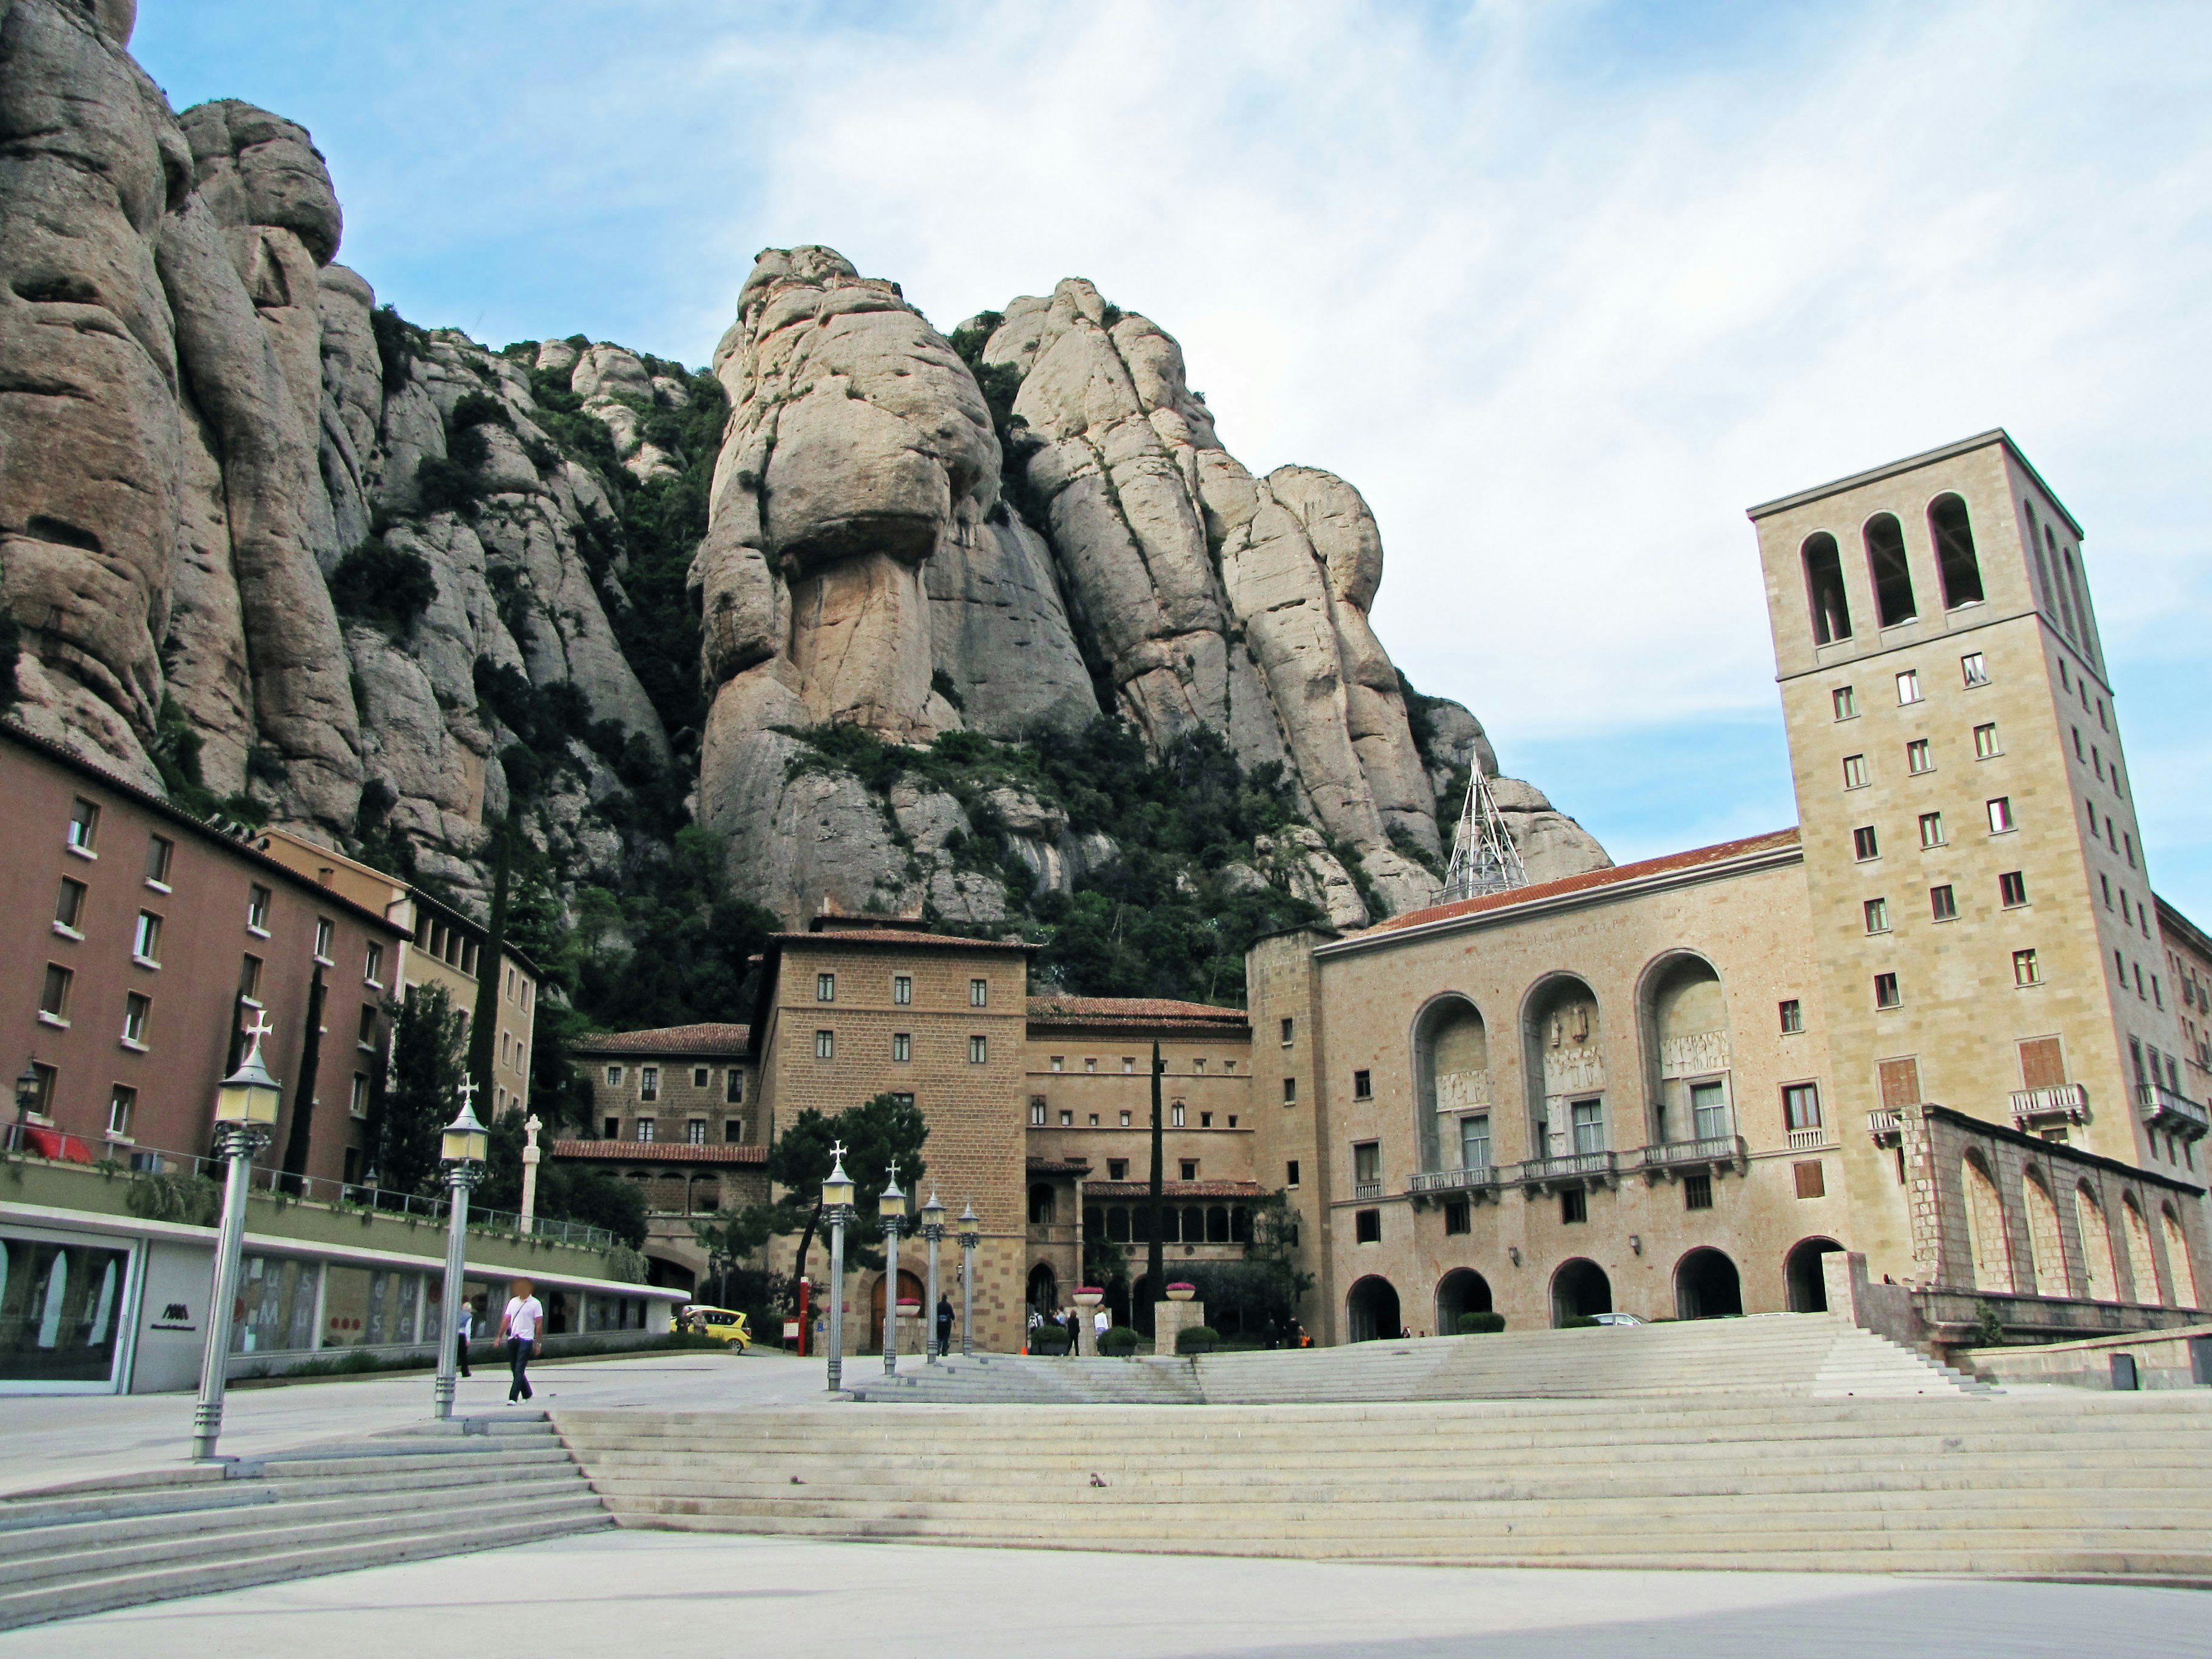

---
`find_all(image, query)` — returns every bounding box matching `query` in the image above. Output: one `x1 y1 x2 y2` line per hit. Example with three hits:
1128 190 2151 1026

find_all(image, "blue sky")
134 1 2212 911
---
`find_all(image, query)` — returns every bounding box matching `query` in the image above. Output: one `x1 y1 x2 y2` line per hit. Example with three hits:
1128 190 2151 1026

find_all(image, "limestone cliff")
0 10 1604 946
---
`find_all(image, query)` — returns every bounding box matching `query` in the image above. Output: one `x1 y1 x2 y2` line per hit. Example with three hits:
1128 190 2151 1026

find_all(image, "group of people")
1027 1304 1113 1353
452 1276 547 1403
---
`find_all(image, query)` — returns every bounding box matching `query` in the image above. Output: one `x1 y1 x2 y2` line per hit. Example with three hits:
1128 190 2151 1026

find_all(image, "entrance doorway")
1027 1262 1058 1317
1785 1237 1843 1312
1434 1267 1493 1333
1346 1275 1402 1342
868 1269 926 1351
1550 1258 1612 1325
1674 1247 1742 1319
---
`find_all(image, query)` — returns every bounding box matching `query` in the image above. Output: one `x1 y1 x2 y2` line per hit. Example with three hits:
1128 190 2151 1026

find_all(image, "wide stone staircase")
849 1315 1988 1405
0 1414 610 1632
559 1391 2212 1577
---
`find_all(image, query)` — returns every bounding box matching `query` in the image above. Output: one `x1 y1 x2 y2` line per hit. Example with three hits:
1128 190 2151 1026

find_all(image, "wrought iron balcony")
2009 1082 2089 1133
1633 1135 1749 1182
1516 1150 1618 1192
1408 1164 1502 1198
2139 1082 2210 1140
1866 1109 1903 1147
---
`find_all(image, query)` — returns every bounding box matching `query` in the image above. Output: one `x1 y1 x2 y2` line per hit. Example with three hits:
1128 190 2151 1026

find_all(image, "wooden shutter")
1794 1160 1826 1199
2018 1036 2066 1092
1878 1058 1922 1109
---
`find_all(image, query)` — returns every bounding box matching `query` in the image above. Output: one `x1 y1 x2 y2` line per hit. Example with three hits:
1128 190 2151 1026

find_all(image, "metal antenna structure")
1442 771 1528 901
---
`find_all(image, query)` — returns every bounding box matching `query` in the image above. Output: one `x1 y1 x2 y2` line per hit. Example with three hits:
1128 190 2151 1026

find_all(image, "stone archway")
1346 1275 1402 1342
1550 1258 1612 1325
1434 1267 1493 1333
1675 1247 1742 1319
1784 1236 1842 1312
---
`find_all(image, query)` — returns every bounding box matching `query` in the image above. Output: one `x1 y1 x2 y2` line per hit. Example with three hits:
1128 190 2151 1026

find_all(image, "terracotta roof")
1027 996 1249 1029
774 929 1033 953
569 1023 751 1057
1081 1180 1266 1200
551 1139 767 1164
1346 828 1803 942
1026 1156 1094 1176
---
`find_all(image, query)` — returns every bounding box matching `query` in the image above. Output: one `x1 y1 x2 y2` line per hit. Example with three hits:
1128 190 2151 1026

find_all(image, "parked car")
673 1305 751 1349
1589 1312 1646 1327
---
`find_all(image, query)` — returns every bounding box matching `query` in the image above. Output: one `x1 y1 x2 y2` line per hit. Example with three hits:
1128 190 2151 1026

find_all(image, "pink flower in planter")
1077 1286 1104 1296
1166 1282 1196 1293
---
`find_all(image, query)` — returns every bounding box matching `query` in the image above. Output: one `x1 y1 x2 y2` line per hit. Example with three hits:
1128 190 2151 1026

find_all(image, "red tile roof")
1348 828 1803 942
551 1139 767 1164
1026 1156 1094 1176
1081 1180 1265 1200
569 1023 752 1057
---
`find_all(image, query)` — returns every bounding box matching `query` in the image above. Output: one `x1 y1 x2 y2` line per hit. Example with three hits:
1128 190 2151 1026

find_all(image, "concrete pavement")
0 1531 2201 1658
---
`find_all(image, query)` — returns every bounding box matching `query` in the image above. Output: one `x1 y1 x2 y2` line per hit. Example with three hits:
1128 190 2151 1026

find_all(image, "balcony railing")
1352 1179 1384 1200
1785 1124 1832 1150
1866 1109 1903 1147
1633 1135 1748 1180
1408 1165 1501 1195
2139 1082 2210 1139
1517 1150 1618 1191
2010 1082 2090 1132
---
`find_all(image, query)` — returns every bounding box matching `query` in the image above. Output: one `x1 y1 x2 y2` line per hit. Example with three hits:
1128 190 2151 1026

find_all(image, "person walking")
934 1293 953 1359
499 1276 544 1403
454 1296 475 1378
1092 1305 1109 1354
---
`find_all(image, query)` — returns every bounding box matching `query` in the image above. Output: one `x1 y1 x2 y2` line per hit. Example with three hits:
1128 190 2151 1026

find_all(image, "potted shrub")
1099 1326 1142 1357
1030 1325 1071 1355
1455 1311 1506 1335
1165 1282 1196 1302
1175 1324 1220 1355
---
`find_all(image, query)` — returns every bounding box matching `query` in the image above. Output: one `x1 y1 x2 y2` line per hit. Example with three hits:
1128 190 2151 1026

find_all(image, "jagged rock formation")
695 253 1606 923
0 13 1603 941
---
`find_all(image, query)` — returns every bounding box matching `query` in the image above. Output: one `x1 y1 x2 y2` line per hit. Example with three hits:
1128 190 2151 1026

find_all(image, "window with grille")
1683 1173 1713 1210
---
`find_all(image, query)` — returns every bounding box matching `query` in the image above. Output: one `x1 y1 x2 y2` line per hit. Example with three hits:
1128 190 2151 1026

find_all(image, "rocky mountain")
0 0 1606 965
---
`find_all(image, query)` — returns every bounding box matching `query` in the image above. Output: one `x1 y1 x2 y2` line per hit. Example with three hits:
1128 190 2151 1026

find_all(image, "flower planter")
1073 1288 1105 1308
1165 1283 1196 1301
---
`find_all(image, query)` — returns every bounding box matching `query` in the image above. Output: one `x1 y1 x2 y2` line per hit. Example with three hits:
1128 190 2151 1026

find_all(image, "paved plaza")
0 1529 2205 1659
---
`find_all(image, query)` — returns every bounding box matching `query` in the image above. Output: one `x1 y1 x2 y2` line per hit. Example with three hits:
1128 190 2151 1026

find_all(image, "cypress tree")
1146 1040 1164 1328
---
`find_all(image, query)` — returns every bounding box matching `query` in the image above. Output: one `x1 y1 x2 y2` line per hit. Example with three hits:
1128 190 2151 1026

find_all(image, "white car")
1588 1312 1646 1327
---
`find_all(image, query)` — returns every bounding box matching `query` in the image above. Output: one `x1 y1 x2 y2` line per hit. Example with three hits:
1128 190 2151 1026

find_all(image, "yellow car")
672 1305 751 1350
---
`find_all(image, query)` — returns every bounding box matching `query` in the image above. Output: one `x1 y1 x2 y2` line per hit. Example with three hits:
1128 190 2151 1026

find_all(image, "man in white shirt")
499 1277 544 1403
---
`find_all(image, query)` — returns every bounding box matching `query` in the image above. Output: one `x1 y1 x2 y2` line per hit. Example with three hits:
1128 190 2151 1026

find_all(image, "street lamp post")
432 1081 490 1421
191 1016 283 1461
957 1201 979 1358
878 1160 906 1376
821 1144 853 1393
919 1191 946 1364
10 1062 37 1153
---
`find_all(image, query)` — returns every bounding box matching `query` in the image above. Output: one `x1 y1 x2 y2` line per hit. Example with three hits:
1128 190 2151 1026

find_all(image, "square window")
1778 999 1803 1034
1172 1103 1187 1128
67 797 100 851
816 972 835 1002
724 1118 744 1143
1863 897 1889 934
1180 1159 1198 1180
1353 1069 1372 1100
1784 1082 1822 1130
970 978 988 1007
143 835 173 885
1058 1109 1073 1127
1029 1098 1046 1127
1222 1059 1235 1074
1280 1017 1294 1046
122 991 149 1044
1091 1113 1102 1127
133 910 162 964
892 1032 911 1062
1960 652 1988 687
1282 1076 1297 1104
2013 949 2042 987
1122 1056 1135 1073
688 1119 707 1145
1119 1109 1131 1127
1194 1056 1206 1073
1842 754 1869 789
247 885 271 931
1105 1158 1128 1181
357 1004 377 1047
1051 1055 1063 1072
1974 722 2000 759
815 1030 834 1060
1919 812 1945 849
692 1066 709 1089
1560 1188 1588 1224
1085 1056 1097 1073
1443 1198 1471 1236
1683 1173 1713 1211
1906 738 1933 774
313 917 334 961
107 1085 135 1138
1896 669 1922 704
1199 1111 1213 1128
605 1065 623 1086
1853 825 1879 861
1794 1161 1827 1199
1987 797 2014 834
604 1117 619 1139
726 1069 744 1104
350 1074 370 1119
239 954 263 1002
54 877 86 932
2000 870 2028 908
1832 685 1857 720
640 1065 658 1100
893 974 912 1005
1286 1159 1301 1187
1930 884 1957 921
1874 972 1902 1010
636 1119 655 1143
969 1035 988 1064
1354 1209 1381 1244
39 963 72 1022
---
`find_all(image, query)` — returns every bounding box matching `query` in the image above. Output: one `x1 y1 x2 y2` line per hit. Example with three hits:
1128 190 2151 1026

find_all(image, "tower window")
815 1030 834 1059
2013 949 2042 987
970 978 988 1007
892 1032 911 1062
1280 1017 1294 1046
1874 974 1902 1010
816 972 835 1002
1906 739 1933 774
1802 533 1852 645
1863 898 1891 934
1960 652 1988 687
1928 494 1984 609
1779 999 1804 1033
1974 723 2000 759
1843 755 1869 790
1683 1173 1714 1211
1832 685 1857 721
1895 669 1922 705
1853 826 1879 861
1919 812 1945 849
969 1035 988 1064
1930 884 1957 922
1866 515 1917 627
1987 797 2015 834
893 975 912 1005
1352 1069 1372 1100
1560 1188 1588 1224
